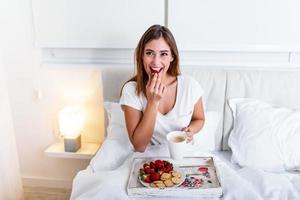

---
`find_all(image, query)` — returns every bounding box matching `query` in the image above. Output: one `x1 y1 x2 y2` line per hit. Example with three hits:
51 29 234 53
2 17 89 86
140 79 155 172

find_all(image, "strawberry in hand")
150 68 163 74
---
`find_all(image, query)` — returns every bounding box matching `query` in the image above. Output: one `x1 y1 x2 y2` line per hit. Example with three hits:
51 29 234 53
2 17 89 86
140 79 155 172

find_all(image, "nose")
152 54 160 65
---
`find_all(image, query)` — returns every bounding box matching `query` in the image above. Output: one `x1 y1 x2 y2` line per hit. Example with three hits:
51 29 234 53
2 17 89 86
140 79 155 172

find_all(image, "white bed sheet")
70 141 300 200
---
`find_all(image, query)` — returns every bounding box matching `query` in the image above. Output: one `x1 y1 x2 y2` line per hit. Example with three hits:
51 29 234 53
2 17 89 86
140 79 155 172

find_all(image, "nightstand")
45 142 101 159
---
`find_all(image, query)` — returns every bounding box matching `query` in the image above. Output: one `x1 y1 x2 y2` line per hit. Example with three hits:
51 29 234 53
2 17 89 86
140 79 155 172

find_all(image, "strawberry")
155 160 164 169
144 167 151 174
158 169 165 175
150 161 155 169
163 160 171 167
165 164 173 173
154 159 161 165
141 174 151 183
150 172 160 181
143 163 149 169
150 68 162 74
163 160 168 166
144 176 151 183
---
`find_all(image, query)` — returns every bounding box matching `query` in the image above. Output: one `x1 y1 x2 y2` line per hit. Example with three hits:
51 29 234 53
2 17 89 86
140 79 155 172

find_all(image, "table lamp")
59 107 84 152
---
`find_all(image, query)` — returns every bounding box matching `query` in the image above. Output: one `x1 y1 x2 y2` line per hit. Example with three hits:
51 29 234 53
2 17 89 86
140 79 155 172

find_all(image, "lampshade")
59 107 84 138
59 107 84 152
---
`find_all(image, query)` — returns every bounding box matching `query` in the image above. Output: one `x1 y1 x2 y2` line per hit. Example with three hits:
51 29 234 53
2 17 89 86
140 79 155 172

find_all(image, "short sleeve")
190 77 204 105
119 81 143 111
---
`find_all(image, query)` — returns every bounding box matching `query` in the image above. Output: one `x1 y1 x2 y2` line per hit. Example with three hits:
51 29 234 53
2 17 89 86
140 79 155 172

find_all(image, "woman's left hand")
181 127 194 143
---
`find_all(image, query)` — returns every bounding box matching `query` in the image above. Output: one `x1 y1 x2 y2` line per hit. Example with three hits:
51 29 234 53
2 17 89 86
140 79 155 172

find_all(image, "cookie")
164 179 174 187
153 180 163 184
155 182 166 188
171 177 181 184
150 183 157 187
171 171 181 178
160 173 171 180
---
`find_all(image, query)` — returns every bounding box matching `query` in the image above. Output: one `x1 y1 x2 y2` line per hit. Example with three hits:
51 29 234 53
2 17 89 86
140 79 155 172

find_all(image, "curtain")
0 53 24 199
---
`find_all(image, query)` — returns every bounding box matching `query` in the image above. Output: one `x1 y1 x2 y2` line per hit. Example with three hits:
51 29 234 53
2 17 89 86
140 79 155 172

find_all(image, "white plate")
138 166 186 188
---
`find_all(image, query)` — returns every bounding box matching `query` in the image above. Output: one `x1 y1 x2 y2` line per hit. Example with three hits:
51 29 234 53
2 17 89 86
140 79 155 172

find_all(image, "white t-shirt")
120 75 204 144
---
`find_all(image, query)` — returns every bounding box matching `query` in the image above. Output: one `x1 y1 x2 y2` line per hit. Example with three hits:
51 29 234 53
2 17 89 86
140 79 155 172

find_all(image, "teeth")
151 67 161 71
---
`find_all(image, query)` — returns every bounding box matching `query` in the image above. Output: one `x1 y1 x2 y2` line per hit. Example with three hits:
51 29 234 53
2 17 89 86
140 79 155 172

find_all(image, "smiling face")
143 37 174 77
132 25 180 97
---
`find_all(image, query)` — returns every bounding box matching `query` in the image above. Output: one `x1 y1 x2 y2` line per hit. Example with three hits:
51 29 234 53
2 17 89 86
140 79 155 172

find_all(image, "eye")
161 52 168 56
145 51 154 56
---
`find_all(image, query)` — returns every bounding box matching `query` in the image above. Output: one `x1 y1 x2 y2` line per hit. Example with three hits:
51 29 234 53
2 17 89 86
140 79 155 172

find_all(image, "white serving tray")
127 156 223 198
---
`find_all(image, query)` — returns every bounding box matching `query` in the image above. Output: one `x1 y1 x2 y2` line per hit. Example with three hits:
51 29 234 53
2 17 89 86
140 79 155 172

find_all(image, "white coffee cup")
167 131 193 160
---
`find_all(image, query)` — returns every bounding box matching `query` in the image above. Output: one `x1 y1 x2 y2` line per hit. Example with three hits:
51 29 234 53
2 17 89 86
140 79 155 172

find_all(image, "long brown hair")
122 24 180 97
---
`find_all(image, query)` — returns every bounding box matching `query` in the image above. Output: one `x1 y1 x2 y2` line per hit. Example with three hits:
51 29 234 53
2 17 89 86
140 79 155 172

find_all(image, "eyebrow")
145 49 170 53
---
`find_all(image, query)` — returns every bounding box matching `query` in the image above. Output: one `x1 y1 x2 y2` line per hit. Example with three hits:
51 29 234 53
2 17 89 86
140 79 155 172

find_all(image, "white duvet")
70 139 300 200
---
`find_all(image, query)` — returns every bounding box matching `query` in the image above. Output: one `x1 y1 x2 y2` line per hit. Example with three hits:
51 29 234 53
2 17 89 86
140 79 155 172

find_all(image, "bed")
70 67 300 200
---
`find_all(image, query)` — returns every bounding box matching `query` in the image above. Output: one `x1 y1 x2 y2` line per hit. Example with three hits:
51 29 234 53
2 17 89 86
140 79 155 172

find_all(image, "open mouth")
150 67 163 74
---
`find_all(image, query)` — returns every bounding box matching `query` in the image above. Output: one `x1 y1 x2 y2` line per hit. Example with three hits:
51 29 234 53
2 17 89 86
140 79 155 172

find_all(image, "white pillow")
104 101 127 140
191 111 220 151
90 102 133 172
228 98 300 172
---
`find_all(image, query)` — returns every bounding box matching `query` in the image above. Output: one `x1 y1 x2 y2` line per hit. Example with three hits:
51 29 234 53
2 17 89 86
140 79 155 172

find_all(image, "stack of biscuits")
150 171 182 188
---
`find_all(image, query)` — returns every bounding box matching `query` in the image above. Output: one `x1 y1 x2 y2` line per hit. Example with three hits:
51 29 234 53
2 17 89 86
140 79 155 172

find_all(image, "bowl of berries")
138 159 186 189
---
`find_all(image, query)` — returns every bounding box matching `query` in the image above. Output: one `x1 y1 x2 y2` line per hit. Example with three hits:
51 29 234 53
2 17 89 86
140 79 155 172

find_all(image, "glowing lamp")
59 107 84 152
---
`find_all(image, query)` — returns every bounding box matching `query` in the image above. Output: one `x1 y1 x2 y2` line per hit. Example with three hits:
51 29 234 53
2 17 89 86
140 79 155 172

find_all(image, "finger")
184 130 193 142
155 83 163 94
149 73 157 90
186 135 193 143
157 71 162 81
146 76 151 87
159 85 166 96
185 130 193 137
154 74 161 90
182 127 193 135
181 127 188 132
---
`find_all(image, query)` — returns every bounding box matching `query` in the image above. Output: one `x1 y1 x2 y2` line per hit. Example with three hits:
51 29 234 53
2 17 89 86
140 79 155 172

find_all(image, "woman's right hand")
146 73 167 105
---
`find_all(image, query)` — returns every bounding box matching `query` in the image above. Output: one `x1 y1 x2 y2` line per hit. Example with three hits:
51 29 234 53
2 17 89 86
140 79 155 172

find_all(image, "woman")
120 24 205 152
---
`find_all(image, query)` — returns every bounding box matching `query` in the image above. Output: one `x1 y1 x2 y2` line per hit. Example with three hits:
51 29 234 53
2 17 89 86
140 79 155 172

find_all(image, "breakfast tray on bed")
127 156 223 198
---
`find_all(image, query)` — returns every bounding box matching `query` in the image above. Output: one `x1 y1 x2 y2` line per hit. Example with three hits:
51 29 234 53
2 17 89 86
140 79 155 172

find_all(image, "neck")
162 74 177 87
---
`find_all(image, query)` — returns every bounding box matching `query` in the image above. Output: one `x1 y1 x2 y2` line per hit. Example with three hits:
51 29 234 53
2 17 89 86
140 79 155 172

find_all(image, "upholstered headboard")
101 67 135 102
101 67 300 150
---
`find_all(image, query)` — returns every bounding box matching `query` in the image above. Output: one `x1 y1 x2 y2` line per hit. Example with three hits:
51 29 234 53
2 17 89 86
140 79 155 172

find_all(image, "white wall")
35 0 300 69
0 53 24 200
31 0 164 48
1 0 104 188
169 0 300 51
